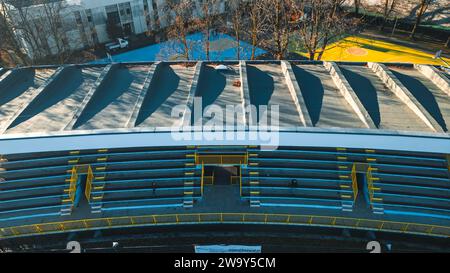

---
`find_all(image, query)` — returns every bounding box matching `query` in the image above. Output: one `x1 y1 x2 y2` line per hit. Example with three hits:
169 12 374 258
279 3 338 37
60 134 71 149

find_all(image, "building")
0 60 449 249
1 0 227 59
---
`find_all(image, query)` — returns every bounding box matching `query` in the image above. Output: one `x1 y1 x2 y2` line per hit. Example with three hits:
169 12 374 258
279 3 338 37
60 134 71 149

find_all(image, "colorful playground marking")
297 36 450 65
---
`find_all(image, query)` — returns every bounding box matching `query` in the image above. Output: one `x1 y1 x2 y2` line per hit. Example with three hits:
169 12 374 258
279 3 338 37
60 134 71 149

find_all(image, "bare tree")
41 1 72 64
246 0 267 60
354 0 360 14
410 0 432 40
227 0 244 60
165 0 195 61
1 0 74 64
260 0 293 60
380 0 397 31
198 0 221 61
295 0 358 60
0 0 30 65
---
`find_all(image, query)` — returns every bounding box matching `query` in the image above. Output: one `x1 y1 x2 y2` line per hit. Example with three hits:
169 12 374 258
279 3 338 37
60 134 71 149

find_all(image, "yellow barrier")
230 176 240 185
0 213 448 239
196 154 248 165
366 167 376 207
68 167 78 203
351 164 358 202
85 166 94 203
200 163 204 196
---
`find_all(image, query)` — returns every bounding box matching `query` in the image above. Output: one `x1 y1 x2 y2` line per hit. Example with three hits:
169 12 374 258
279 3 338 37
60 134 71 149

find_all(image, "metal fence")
1 213 449 240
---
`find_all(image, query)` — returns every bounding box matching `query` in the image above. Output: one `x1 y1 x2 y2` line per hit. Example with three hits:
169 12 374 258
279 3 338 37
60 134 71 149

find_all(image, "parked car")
105 38 129 52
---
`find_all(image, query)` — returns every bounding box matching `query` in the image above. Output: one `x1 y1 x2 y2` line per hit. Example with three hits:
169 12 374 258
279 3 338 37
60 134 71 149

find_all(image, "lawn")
293 35 450 65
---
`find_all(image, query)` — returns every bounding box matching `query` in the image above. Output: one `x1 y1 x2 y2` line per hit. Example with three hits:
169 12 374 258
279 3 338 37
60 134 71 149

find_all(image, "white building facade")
2 0 227 59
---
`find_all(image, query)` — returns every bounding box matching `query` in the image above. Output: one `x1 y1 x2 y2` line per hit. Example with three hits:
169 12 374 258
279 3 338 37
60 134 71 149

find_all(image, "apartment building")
1 0 227 59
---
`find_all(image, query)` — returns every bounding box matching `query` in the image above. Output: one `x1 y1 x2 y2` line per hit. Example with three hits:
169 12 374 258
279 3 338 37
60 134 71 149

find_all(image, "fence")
195 154 248 165
351 164 358 202
85 166 94 203
1 213 449 239
67 167 78 203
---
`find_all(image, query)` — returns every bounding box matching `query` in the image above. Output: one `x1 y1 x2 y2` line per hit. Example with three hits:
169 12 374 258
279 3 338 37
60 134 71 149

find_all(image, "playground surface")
96 33 266 63
295 35 450 65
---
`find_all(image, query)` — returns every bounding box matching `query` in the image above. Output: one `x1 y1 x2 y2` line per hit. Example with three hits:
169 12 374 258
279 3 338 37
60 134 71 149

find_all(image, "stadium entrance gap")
196 153 247 194
351 163 379 213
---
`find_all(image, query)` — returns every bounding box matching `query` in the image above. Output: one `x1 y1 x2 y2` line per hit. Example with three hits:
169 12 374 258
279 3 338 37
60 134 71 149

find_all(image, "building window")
74 11 82 25
85 9 93 23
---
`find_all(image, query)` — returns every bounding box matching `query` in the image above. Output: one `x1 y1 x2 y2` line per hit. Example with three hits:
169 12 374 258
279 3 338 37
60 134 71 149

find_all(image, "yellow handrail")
366 167 375 206
200 163 204 196
85 165 94 203
196 154 248 165
68 167 78 203
351 164 358 202
1 212 448 239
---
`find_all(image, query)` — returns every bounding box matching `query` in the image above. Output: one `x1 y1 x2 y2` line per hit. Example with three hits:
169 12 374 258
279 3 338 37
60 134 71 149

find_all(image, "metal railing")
0 213 448 239
195 154 248 165
67 167 78 203
351 164 358 202
85 166 94 203
366 167 376 207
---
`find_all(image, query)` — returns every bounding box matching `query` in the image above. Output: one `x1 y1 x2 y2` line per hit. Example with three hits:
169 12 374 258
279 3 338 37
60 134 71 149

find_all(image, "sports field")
94 33 266 63
296 36 450 65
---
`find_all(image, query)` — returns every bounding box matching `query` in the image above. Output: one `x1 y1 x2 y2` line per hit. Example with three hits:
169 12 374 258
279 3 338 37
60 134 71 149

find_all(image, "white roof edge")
1 130 449 155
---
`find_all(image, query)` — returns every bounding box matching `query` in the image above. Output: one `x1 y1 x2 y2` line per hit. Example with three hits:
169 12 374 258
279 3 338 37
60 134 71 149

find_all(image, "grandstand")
0 60 449 244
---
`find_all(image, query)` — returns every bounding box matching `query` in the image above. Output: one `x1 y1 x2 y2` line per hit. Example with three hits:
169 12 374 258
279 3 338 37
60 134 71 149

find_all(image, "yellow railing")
230 176 240 185
0 213 448 239
351 164 358 202
85 166 94 203
196 154 248 165
203 176 214 185
68 167 78 203
366 167 381 207
200 163 204 196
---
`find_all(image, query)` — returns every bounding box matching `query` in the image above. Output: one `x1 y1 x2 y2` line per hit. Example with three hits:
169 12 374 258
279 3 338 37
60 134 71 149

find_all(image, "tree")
380 0 397 31
294 0 358 60
260 0 294 60
246 0 267 60
198 0 220 61
165 0 195 61
227 0 244 60
1 0 74 64
445 36 450 48
354 0 360 14
0 0 30 65
410 0 432 40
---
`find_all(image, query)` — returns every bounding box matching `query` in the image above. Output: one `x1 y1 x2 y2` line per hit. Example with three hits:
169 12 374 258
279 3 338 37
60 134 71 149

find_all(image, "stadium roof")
0 60 449 154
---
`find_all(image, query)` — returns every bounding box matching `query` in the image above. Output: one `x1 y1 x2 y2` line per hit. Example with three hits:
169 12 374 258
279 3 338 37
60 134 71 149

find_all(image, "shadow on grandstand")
8 68 85 129
135 64 180 125
391 70 447 132
340 67 381 127
246 65 274 123
73 67 135 129
193 65 227 124
291 65 324 125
